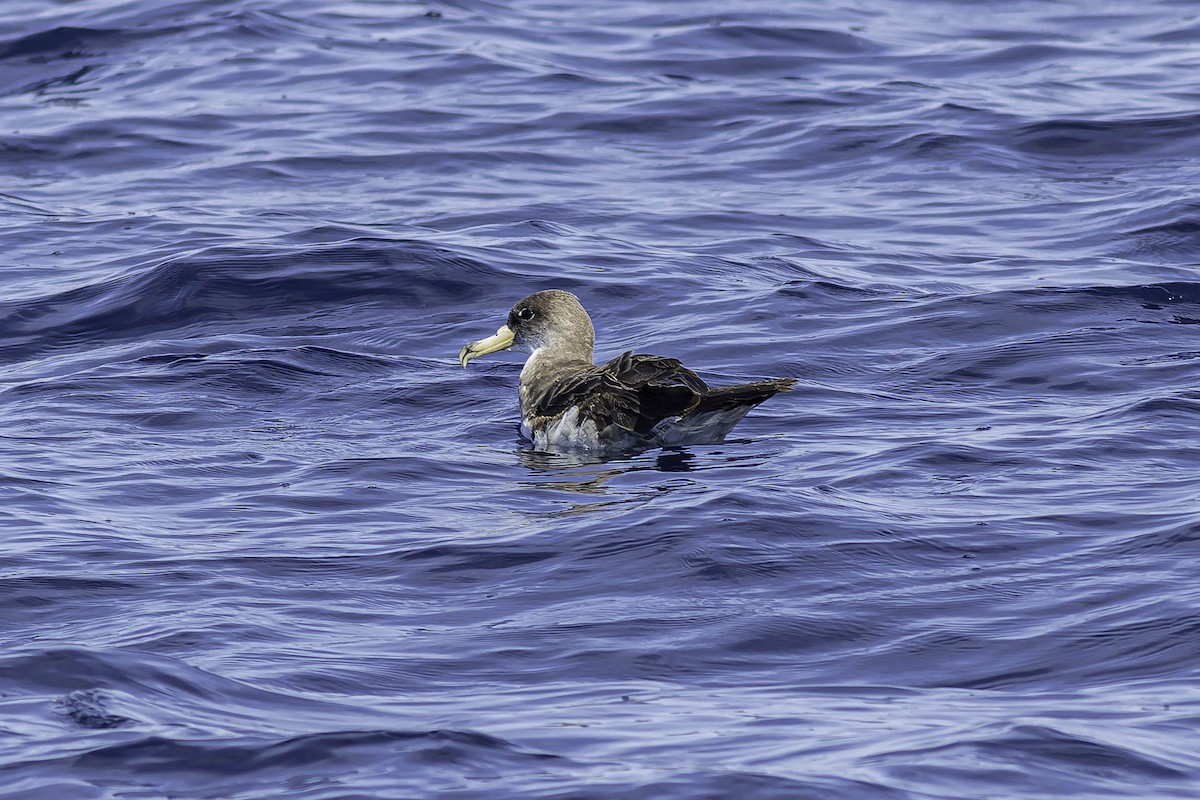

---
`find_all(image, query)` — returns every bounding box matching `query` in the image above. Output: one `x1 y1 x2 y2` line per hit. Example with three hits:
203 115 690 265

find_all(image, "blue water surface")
3 1 1200 798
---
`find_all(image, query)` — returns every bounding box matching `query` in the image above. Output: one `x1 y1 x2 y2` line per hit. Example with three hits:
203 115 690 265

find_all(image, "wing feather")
532 351 709 436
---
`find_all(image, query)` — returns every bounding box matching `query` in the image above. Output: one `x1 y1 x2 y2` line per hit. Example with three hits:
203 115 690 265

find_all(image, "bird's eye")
517 307 535 321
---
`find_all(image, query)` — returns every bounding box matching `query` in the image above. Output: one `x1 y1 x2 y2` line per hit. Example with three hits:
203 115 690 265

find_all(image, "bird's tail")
650 377 793 446
693 378 795 414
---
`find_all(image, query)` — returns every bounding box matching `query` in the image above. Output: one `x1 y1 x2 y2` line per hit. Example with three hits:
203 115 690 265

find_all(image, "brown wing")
533 351 709 436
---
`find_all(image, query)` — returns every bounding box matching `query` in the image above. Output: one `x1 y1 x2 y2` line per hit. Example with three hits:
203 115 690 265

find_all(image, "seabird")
458 289 794 453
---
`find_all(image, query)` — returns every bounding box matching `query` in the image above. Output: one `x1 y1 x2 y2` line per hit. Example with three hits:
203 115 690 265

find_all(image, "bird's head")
459 289 594 367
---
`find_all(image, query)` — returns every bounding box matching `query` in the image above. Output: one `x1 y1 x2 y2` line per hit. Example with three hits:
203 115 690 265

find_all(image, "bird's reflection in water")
515 445 699 514
654 449 695 473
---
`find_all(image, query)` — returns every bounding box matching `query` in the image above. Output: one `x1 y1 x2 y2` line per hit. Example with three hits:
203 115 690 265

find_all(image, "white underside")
521 406 755 453
522 406 604 451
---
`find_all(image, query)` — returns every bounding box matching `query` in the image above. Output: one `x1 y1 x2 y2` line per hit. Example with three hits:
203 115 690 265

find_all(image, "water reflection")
654 449 696 472
507 443 778 517
512 446 703 516
516 446 696 478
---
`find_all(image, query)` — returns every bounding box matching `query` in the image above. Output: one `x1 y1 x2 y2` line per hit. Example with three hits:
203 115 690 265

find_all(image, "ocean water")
3 0 1200 797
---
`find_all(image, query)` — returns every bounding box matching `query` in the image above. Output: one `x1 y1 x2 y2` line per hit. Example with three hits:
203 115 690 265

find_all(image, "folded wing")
532 351 709 437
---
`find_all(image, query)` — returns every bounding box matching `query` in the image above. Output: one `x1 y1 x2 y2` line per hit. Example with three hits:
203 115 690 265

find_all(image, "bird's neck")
519 344 593 413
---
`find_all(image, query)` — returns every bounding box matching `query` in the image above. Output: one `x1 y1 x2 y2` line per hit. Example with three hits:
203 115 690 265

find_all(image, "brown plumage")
459 289 794 453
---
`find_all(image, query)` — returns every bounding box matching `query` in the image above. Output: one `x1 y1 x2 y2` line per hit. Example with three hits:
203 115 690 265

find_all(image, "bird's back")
523 351 792 451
